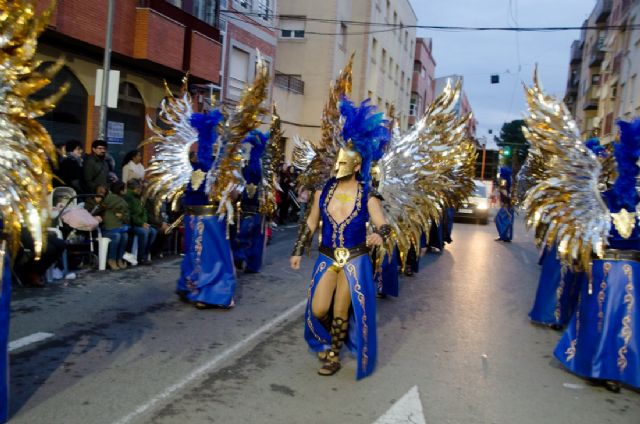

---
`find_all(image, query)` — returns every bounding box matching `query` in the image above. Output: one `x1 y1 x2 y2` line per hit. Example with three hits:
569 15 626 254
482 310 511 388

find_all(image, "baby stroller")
50 186 103 270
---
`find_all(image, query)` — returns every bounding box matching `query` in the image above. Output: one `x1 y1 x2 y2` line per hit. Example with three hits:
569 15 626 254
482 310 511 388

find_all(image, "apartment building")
218 0 278 106
409 37 437 127
434 75 477 140
33 0 223 168
274 0 417 147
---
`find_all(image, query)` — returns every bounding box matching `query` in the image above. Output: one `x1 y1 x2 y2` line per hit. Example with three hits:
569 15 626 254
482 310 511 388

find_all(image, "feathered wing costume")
522 73 640 390
0 1 66 420
143 55 269 308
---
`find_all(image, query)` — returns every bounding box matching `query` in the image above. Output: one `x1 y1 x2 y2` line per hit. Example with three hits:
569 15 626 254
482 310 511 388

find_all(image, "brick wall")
190 32 222 83
134 9 185 71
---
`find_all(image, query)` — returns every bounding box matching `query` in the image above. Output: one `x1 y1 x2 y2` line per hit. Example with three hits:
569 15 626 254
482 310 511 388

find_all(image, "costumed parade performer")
522 71 640 392
232 108 284 274
495 167 514 242
0 1 67 420
143 56 270 309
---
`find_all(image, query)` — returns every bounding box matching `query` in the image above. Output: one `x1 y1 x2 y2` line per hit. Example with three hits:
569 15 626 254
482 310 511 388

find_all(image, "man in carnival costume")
495 167 514 242
522 73 640 393
290 97 391 378
143 57 270 310
0 1 67 421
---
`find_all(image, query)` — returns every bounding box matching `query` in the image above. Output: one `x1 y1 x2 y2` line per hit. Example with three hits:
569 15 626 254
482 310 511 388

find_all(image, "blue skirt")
495 207 514 241
304 253 377 379
176 215 237 307
1 252 10 423
375 250 399 297
232 213 266 273
529 246 582 326
554 258 640 388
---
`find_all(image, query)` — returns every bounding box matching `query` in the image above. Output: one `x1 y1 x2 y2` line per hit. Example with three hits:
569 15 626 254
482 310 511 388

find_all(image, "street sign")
107 121 125 144
94 69 120 108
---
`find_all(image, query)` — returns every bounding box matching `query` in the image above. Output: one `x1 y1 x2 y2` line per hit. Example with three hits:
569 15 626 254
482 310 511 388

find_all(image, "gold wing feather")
522 71 610 271
376 80 476 264
292 53 355 190
141 77 198 216
0 0 67 259
259 105 284 216
213 52 269 222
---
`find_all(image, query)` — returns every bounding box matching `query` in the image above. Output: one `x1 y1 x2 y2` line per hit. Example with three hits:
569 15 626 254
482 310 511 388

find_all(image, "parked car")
454 180 490 225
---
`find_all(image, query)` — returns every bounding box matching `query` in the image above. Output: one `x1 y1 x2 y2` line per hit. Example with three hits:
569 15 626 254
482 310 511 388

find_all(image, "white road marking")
9 332 54 352
373 386 426 424
111 299 307 424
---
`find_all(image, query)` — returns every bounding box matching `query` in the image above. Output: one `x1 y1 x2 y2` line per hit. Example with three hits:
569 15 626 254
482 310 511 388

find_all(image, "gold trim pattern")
555 265 567 322
347 263 369 371
597 263 611 333
565 291 582 362
323 181 363 248
306 261 329 344
617 264 634 373
185 215 204 295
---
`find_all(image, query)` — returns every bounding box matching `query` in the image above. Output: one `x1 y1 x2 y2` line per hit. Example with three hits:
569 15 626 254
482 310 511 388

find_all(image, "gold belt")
185 205 217 216
598 249 640 262
319 244 369 270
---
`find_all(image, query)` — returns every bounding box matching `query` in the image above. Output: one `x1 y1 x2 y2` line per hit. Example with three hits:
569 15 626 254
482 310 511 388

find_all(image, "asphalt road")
7 217 640 423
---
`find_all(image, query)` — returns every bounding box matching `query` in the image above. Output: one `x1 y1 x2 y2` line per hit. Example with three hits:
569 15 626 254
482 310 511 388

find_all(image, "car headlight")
476 202 488 210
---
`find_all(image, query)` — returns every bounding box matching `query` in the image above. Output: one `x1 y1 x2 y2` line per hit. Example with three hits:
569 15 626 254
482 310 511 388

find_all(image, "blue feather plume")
585 137 606 157
190 109 225 172
339 96 391 184
611 118 640 212
242 129 269 184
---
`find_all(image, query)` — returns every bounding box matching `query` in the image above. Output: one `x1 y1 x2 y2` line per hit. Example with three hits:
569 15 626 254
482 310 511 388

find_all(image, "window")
385 0 390 21
371 38 378 63
280 18 305 39
368 90 373 99
401 70 405 91
235 0 252 9
399 20 403 40
388 57 393 79
404 30 408 49
395 64 399 84
592 73 601 85
339 23 347 50
166 0 182 7
413 60 421 73
192 0 216 26
381 49 387 73
257 0 272 20
229 47 250 99
377 96 382 106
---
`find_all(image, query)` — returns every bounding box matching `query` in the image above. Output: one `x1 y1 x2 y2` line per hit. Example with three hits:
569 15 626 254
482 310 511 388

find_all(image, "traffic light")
503 146 512 157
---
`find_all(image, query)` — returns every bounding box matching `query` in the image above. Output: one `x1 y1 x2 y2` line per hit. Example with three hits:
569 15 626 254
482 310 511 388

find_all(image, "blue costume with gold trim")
304 177 377 379
176 111 237 308
0 240 9 422
495 167 514 242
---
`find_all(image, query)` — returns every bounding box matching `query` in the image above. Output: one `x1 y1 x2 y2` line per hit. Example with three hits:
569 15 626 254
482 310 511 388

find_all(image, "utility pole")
98 0 116 140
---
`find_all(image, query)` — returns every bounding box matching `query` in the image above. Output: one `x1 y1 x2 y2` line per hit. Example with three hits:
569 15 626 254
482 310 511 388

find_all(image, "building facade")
434 75 477 140
409 37 436 127
274 0 417 150
34 0 223 170
218 0 278 107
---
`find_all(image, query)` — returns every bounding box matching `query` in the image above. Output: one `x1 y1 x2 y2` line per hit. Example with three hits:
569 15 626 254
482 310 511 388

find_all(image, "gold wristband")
291 223 314 257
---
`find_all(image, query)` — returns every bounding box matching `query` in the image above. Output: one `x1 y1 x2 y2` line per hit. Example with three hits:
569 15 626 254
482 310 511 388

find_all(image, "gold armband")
291 223 314 257
374 224 392 243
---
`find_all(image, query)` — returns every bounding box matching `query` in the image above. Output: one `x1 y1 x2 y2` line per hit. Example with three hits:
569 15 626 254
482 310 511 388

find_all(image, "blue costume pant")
529 246 581 326
495 207 514 241
232 213 265 273
304 253 377 379
554 258 640 388
375 250 399 297
176 215 236 307
1 248 10 423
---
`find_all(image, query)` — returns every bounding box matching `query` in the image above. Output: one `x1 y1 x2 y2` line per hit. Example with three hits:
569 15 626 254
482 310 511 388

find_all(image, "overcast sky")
409 0 596 148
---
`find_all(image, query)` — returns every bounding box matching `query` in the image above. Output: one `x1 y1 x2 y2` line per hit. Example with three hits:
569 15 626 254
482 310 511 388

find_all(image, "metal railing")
274 73 305 94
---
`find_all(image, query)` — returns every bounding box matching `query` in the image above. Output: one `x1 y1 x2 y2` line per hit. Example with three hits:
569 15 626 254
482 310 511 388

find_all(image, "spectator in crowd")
51 141 66 188
122 149 145 185
84 184 107 218
124 179 156 265
14 230 66 287
146 198 171 259
83 139 109 194
101 181 130 270
57 139 84 193
297 186 310 222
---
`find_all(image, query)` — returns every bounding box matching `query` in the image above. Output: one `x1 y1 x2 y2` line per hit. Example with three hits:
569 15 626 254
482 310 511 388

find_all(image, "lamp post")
97 0 116 140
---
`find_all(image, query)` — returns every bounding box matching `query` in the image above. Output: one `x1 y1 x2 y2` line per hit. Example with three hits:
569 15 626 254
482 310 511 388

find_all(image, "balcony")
274 73 305 94
582 86 600 111
570 40 583 64
594 0 613 24
589 43 605 67
612 51 624 75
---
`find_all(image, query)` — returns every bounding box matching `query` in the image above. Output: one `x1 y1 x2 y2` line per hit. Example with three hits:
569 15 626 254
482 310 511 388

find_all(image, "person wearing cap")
124 178 157 265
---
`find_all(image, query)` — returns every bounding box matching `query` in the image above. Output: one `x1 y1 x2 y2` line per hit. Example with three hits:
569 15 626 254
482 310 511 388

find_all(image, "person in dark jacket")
83 139 109 194
57 139 84 193
124 179 156 265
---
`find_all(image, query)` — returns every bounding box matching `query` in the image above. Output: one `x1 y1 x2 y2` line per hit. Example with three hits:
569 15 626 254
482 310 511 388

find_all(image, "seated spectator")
124 179 156 265
57 139 84 193
101 182 130 270
122 150 145 185
84 184 107 217
146 198 171 259
14 229 66 287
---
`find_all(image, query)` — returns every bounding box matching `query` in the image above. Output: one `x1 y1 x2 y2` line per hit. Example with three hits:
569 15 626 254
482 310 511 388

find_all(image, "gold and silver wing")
142 78 198 215
0 0 67 258
259 105 285 216
522 72 610 271
376 80 476 264
212 53 270 222
292 53 355 191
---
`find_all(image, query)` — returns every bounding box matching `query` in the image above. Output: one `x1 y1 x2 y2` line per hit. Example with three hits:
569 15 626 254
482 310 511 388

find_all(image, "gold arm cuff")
292 223 314 257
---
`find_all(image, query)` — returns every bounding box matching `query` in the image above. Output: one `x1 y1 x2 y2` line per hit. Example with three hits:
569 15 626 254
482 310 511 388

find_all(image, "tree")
494 119 529 173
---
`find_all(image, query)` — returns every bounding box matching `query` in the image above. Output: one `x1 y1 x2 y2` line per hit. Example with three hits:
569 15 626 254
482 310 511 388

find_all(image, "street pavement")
7 216 640 423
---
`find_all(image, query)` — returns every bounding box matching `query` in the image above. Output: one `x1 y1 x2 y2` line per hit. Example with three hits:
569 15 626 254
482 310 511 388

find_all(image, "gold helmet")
333 143 362 179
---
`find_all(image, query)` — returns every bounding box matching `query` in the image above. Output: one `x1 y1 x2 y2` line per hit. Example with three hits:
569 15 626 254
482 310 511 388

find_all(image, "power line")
220 9 639 34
